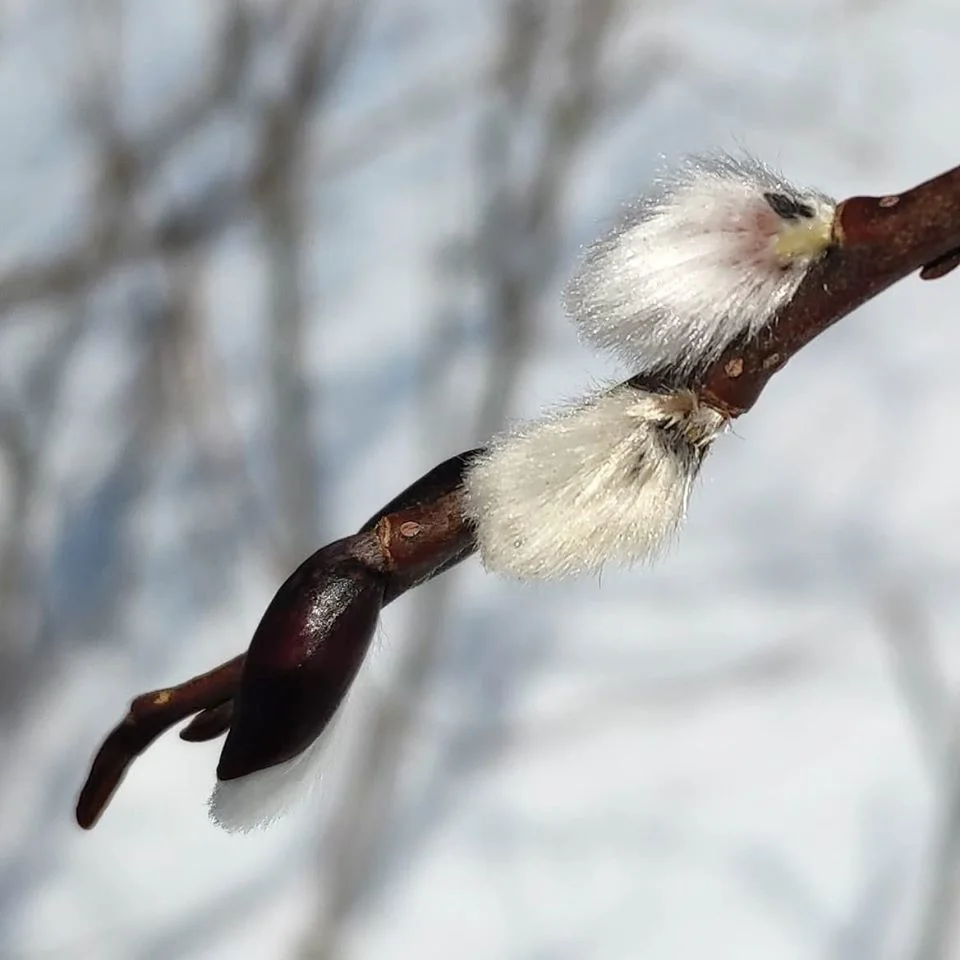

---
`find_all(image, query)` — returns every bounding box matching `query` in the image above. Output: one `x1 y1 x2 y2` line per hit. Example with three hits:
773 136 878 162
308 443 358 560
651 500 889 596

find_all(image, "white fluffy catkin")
565 152 835 374
463 384 726 580
208 718 336 833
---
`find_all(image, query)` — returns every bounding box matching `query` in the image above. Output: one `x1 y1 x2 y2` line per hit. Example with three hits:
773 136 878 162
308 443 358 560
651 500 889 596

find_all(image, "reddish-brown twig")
75 656 244 829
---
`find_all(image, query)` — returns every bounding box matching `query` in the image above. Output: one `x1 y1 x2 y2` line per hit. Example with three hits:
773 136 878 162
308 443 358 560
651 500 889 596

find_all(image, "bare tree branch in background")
876 592 960 960
296 3 631 956
0 0 387 944
722 593 960 960
257 0 370 567
0 0 521 951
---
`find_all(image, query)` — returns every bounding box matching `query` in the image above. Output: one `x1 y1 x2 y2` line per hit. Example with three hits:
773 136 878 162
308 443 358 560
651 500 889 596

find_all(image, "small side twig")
75 655 244 829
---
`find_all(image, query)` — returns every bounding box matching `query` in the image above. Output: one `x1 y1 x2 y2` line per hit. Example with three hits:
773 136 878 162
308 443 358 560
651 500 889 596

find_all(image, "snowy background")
1 0 960 957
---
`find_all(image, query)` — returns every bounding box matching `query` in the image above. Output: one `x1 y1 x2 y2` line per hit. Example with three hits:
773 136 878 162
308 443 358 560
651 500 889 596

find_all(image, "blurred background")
1 0 960 957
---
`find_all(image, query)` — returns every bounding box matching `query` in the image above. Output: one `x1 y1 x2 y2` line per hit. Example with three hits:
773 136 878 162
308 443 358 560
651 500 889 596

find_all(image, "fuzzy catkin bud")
565 152 835 375
463 385 726 579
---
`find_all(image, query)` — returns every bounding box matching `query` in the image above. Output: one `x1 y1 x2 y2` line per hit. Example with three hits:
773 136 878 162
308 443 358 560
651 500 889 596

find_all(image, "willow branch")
76 160 960 830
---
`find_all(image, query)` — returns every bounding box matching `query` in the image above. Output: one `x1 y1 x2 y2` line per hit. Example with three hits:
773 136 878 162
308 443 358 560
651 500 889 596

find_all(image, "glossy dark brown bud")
179 701 233 742
216 543 385 781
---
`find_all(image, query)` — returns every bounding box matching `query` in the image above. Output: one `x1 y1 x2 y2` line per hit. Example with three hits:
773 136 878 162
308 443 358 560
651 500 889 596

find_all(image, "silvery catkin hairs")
464 386 725 579
565 152 836 376
465 152 836 580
